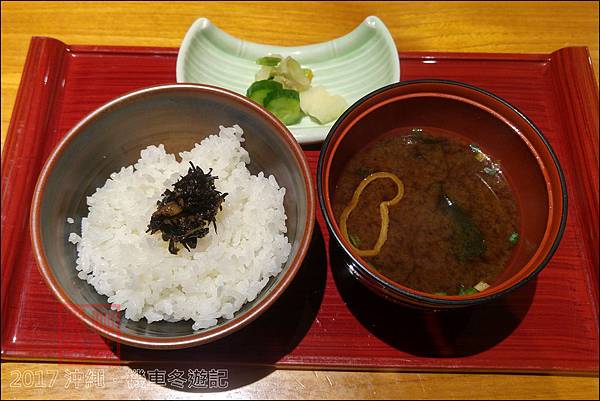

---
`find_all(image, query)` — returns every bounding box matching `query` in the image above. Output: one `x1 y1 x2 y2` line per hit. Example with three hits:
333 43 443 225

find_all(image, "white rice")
68 125 291 330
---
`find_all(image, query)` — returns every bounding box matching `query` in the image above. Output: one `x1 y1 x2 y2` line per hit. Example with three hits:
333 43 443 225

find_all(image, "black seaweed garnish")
434 182 486 262
147 162 227 255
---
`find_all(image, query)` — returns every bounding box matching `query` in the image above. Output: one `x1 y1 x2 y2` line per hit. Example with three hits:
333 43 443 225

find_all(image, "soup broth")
332 128 519 295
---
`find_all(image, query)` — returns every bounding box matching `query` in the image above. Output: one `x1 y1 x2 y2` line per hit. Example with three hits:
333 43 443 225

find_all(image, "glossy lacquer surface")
1 37 598 372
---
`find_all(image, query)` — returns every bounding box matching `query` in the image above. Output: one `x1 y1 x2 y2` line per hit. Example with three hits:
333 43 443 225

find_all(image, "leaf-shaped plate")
176 16 400 144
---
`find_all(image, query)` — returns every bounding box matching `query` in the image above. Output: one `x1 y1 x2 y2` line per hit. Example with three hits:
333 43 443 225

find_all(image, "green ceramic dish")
176 16 400 143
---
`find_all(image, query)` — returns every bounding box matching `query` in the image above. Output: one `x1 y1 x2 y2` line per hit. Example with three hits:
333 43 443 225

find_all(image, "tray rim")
2 37 598 373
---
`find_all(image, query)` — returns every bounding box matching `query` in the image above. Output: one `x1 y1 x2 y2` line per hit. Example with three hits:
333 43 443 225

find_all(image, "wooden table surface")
1 1 598 399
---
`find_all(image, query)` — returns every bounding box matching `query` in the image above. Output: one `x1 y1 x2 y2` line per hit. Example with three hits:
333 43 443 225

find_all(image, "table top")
1 1 598 399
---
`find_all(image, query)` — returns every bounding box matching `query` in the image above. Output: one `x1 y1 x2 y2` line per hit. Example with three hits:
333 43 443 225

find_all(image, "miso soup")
333 128 519 296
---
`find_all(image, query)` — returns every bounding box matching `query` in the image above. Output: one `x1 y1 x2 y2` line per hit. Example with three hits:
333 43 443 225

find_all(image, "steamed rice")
68 125 291 330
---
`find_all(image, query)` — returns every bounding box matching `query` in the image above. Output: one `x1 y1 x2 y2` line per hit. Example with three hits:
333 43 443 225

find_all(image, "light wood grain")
1 1 598 399
2 363 599 400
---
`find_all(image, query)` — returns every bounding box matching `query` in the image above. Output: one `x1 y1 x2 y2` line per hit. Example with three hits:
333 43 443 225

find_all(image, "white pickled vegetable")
255 66 273 81
300 86 348 124
271 57 311 92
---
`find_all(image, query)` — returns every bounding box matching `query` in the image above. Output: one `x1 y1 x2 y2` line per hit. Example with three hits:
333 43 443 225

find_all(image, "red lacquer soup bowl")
317 80 567 309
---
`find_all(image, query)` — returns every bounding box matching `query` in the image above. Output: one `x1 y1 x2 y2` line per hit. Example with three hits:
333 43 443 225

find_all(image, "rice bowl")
31 83 315 349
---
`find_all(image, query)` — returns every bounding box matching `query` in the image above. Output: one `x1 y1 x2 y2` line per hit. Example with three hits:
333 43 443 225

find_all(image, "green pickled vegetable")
246 80 283 106
256 56 282 66
248 54 348 126
264 89 304 125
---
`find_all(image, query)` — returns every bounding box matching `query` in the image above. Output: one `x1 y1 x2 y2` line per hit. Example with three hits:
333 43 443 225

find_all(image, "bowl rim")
317 78 568 306
30 83 316 349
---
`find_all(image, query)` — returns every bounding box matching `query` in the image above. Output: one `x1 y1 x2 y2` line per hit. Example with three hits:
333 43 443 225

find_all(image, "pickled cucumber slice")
264 89 304 125
246 80 283 106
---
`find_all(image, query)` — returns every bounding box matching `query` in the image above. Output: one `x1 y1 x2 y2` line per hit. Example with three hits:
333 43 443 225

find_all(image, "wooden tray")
1 37 598 373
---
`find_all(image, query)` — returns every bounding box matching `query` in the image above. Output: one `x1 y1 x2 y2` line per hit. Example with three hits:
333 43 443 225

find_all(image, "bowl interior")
323 82 564 299
36 86 311 341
